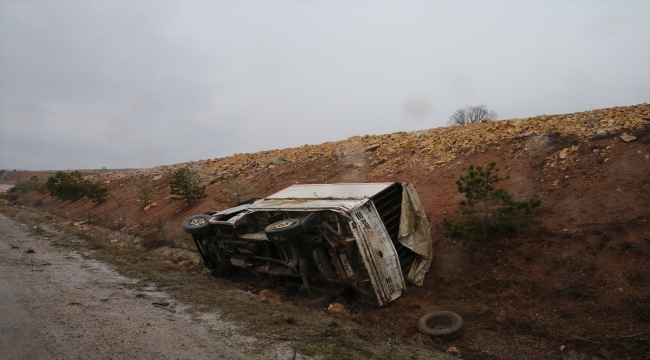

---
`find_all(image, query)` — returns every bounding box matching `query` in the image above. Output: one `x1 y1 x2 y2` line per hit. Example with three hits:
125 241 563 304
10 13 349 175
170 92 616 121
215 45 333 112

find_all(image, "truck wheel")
417 311 465 341
265 218 304 239
182 214 212 234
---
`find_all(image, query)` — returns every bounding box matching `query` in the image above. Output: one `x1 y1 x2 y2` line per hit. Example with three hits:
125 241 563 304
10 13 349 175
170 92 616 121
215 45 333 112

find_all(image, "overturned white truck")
182 182 432 306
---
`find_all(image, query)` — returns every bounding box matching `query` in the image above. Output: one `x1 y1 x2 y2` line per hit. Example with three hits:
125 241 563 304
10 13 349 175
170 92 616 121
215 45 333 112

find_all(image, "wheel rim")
189 218 206 227
270 220 295 230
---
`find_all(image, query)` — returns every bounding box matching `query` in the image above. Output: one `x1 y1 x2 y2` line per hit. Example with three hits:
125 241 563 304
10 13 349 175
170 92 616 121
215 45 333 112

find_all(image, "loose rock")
258 289 284 301
619 133 637 142
327 303 350 314
365 144 381 152
446 346 461 357
595 129 609 139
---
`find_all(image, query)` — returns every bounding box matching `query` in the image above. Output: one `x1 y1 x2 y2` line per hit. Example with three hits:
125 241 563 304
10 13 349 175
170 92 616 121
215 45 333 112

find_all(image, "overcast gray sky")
1 1 648 170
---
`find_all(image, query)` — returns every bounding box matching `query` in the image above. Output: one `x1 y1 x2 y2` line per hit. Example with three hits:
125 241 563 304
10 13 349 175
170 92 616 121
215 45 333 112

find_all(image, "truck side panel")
349 200 406 305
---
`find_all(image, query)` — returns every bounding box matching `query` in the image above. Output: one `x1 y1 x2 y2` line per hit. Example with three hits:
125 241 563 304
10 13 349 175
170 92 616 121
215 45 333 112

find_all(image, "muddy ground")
3 104 650 359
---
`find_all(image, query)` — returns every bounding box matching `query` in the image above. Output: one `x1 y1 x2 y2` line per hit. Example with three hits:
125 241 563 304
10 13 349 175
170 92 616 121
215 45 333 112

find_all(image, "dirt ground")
0 213 303 360
3 104 650 359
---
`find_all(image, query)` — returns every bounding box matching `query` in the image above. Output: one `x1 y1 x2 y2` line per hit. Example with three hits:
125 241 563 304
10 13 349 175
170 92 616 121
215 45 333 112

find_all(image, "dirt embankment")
6 103 650 359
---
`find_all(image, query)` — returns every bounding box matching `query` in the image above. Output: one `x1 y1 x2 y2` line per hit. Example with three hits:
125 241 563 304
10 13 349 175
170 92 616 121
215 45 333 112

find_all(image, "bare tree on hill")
448 105 498 126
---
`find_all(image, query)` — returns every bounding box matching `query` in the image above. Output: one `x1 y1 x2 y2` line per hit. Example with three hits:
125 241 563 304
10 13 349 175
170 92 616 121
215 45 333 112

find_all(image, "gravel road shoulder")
0 213 298 360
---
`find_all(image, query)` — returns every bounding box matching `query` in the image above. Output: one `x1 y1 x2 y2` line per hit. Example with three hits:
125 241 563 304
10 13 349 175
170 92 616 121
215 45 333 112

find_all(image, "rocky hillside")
86 103 649 186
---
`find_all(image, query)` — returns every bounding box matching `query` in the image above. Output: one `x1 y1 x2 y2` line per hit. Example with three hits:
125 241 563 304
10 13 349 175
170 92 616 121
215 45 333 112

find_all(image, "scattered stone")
152 175 163 181
270 157 288 165
110 239 118 244
593 149 600 153
100 297 110 301
25 248 35 254
143 202 158 211
560 345 566 351
259 289 284 301
646 155 649 160
446 346 461 357
595 129 609 139
619 133 637 142
365 144 381 152
153 303 176 313
584 118 601 128
559 151 568 160
518 131 535 137
327 303 350 314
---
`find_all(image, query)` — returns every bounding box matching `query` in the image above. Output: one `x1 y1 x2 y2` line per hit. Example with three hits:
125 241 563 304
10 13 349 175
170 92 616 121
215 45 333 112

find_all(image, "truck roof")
265 183 395 200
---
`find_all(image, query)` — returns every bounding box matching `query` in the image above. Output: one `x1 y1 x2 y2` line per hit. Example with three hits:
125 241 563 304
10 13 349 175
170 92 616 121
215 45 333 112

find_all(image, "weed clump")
138 180 154 208
213 180 256 206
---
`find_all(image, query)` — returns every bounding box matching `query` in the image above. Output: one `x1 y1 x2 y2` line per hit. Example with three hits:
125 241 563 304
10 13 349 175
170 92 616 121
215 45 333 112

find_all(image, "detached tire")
418 311 465 341
265 218 304 239
182 214 212 234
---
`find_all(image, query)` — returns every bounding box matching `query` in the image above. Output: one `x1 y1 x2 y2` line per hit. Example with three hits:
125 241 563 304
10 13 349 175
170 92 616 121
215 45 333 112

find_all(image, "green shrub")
443 162 541 239
10 175 45 193
45 171 86 200
169 168 206 205
85 183 108 203
44 171 108 203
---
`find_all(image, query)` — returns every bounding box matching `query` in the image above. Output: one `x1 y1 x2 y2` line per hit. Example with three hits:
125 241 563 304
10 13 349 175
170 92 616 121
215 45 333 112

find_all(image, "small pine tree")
444 162 541 239
169 168 206 205
214 180 255 206
44 171 108 202
45 171 86 200
85 183 108 203
138 180 154 207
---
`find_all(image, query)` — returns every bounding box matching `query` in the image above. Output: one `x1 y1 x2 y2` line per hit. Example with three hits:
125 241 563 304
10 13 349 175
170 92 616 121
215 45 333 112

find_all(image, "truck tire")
265 218 304 239
417 311 465 341
182 214 212 234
